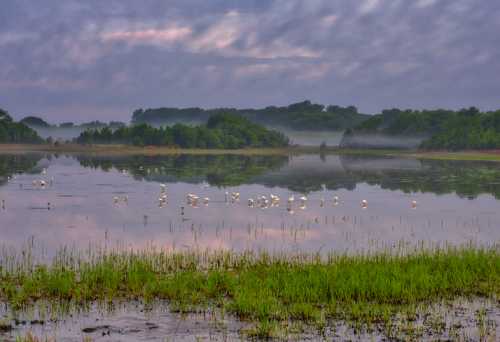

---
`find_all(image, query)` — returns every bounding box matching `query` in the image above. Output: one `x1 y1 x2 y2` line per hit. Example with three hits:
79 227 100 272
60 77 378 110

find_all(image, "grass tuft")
1 245 499 337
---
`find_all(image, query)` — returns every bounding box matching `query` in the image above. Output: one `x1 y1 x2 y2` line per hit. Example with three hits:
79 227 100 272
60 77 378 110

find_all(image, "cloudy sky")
1 0 499 122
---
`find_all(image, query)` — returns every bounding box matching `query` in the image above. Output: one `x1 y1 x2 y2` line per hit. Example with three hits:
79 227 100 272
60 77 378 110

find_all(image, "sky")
0 0 499 123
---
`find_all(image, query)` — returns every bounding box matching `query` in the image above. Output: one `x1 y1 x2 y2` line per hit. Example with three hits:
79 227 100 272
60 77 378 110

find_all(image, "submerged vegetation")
76 113 289 149
0 245 498 339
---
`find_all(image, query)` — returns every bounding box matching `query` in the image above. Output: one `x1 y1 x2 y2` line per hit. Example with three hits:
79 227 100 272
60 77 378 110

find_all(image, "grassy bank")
0 143 318 156
334 148 500 162
1 246 499 338
2 143 500 162
408 150 500 162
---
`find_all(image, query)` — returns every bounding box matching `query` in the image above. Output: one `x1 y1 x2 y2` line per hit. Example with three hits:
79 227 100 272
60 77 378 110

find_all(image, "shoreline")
1 143 500 161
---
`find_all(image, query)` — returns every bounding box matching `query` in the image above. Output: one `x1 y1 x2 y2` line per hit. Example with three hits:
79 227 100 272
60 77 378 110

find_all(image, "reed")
1 244 499 338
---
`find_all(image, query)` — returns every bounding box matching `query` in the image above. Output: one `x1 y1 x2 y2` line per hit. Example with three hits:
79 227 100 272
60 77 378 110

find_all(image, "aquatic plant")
0 244 498 338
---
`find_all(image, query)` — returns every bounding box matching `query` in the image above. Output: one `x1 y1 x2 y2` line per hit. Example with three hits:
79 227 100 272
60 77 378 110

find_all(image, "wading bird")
333 196 339 206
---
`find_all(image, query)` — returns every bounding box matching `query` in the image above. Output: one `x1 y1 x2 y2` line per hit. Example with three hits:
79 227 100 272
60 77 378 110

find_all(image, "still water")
0 152 499 255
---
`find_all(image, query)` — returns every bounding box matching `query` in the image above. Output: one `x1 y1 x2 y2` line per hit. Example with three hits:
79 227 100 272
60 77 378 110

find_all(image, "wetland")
0 151 499 341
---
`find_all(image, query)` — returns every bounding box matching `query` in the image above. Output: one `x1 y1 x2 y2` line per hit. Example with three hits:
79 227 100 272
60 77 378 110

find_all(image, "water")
1 152 500 340
0 152 499 255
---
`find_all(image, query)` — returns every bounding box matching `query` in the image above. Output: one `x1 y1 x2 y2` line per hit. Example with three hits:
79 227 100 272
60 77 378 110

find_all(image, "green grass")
334 147 500 162
1 246 499 338
408 151 500 162
3 143 500 162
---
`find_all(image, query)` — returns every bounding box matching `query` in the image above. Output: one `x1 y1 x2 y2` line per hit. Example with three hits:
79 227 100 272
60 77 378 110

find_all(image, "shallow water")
1 152 500 340
0 152 499 255
1 298 499 341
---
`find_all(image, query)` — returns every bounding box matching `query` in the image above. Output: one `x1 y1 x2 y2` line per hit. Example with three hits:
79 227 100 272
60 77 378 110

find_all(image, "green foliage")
0 108 43 144
347 107 500 150
131 101 369 131
20 116 51 128
355 108 454 135
421 109 500 150
76 113 289 149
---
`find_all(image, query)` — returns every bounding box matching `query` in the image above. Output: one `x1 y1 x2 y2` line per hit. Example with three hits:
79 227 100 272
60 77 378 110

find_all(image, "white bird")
288 195 295 203
113 196 119 203
299 196 307 208
261 198 269 208
248 198 255 207
361 199 368 209
333 196 339 206
270 194 280 206
203 197 210 206
411 200 417 209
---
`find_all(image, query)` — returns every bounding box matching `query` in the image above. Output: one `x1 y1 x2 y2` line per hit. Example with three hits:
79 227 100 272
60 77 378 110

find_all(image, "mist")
26 120 419 150
269 127 345 147
26 126 86 141
340 133 428 150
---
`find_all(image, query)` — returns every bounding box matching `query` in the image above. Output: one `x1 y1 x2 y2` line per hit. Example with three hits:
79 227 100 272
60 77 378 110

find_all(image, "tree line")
132 100 369 131
76 113 289 149
0 108 43 144
344 107 500 150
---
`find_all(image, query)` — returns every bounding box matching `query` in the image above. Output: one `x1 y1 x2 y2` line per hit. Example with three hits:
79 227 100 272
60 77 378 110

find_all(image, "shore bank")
1 143 500 161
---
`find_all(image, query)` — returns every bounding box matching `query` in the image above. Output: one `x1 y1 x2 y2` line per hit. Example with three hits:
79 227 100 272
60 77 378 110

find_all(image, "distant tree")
0 108 43 144
75 113 289 149
0 108 13 122
129 101 370 131
20 116 51 127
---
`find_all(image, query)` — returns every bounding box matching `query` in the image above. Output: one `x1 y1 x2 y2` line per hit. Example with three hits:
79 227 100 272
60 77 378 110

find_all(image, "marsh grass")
1 244 499 338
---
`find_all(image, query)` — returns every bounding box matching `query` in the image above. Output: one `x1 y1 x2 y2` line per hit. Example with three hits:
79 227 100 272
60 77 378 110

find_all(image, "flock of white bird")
141 183 418 214
1 167 418 213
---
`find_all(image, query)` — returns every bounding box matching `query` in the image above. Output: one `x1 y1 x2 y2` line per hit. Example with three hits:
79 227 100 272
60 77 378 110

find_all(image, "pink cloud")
102 25 193 45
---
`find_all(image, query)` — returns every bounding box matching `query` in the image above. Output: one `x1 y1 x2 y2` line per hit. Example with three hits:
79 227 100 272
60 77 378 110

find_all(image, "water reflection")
0 152 499 255
0 153 43 185
75 153 500 199
77 154 288 186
